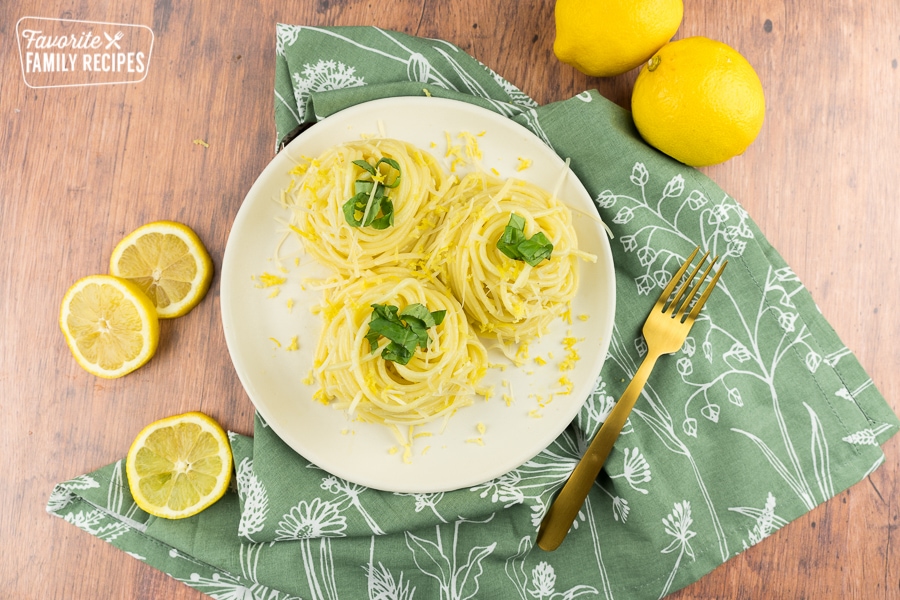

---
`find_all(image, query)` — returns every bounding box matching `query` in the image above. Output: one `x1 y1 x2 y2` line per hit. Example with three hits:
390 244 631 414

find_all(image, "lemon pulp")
59 275 159 378
110 221 213 318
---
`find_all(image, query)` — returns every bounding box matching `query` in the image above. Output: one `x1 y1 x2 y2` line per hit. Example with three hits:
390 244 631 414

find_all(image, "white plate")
221 97 615 493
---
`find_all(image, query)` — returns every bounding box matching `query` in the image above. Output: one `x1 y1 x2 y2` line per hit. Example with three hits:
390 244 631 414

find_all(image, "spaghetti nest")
311 267 489 451
285 138 453 276
425 172 591 346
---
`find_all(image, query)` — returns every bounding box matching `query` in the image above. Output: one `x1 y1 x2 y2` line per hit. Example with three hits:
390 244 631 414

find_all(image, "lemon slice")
110 221 214 318
126 412 233 519
59 275 160 378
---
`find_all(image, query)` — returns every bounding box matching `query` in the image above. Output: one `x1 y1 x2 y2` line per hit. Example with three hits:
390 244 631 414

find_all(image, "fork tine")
686 259 727 320
675 254 716 319
669 251 710 314
657 246 700 306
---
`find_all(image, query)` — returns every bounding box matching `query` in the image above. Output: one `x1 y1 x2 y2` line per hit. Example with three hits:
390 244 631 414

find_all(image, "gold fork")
536 246 726 551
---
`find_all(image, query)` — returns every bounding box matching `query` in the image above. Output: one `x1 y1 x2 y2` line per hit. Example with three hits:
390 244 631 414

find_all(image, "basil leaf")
495 213 553 265
407 322 432 350
368 198 394 230
377 158 402 188
506 213 526 231
354 180 377 196
399 304 434 349
497 218 526 260
344 159 401 229
381 341 414 365
400 304 436 328
367 303 443 364
365 329 382 354
371 304 404 327
367 317 411 346
380 323 419 365
518 231 554 266
353 159 377 177
342 192 369 227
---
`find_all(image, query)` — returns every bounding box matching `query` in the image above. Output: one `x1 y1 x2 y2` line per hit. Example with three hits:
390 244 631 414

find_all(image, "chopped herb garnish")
342 158 401 229
366 303 446 365
496 213 554 266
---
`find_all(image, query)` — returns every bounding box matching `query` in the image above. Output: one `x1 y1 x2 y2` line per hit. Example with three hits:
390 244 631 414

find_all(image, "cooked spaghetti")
425 171 594 347
284 139 454 276
310 267 489 457
278 136 596 454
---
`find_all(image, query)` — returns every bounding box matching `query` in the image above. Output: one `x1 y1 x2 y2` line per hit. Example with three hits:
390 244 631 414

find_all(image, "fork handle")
536 349 661 551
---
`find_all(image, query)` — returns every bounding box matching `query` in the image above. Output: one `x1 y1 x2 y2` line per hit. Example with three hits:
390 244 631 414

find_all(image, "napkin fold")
49 25 898 599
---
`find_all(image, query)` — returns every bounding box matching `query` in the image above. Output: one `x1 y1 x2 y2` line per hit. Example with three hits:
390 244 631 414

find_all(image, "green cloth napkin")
49 25 898 599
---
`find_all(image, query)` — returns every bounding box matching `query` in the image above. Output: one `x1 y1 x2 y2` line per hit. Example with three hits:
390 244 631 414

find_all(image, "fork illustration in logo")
104 31 124 49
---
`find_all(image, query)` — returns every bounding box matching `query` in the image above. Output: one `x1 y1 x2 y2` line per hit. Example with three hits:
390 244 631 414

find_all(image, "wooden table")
2 1 897 597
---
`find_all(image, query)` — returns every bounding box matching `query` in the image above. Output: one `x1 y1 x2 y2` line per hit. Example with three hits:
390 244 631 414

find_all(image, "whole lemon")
553 0 683 78
631 36 766 167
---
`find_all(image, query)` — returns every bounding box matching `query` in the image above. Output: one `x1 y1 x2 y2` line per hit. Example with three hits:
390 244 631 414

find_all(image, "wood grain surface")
2 1 897 598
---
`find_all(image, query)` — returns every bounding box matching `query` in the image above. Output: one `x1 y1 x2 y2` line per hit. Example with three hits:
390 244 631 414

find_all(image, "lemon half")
126 411 233 519
110 221 214 318
59 275 160 378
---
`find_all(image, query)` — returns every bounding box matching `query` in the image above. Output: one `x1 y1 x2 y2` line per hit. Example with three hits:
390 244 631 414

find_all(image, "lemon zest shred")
257 272 287 288
559 333 582 371
313 389 330 405
515 342 530 362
